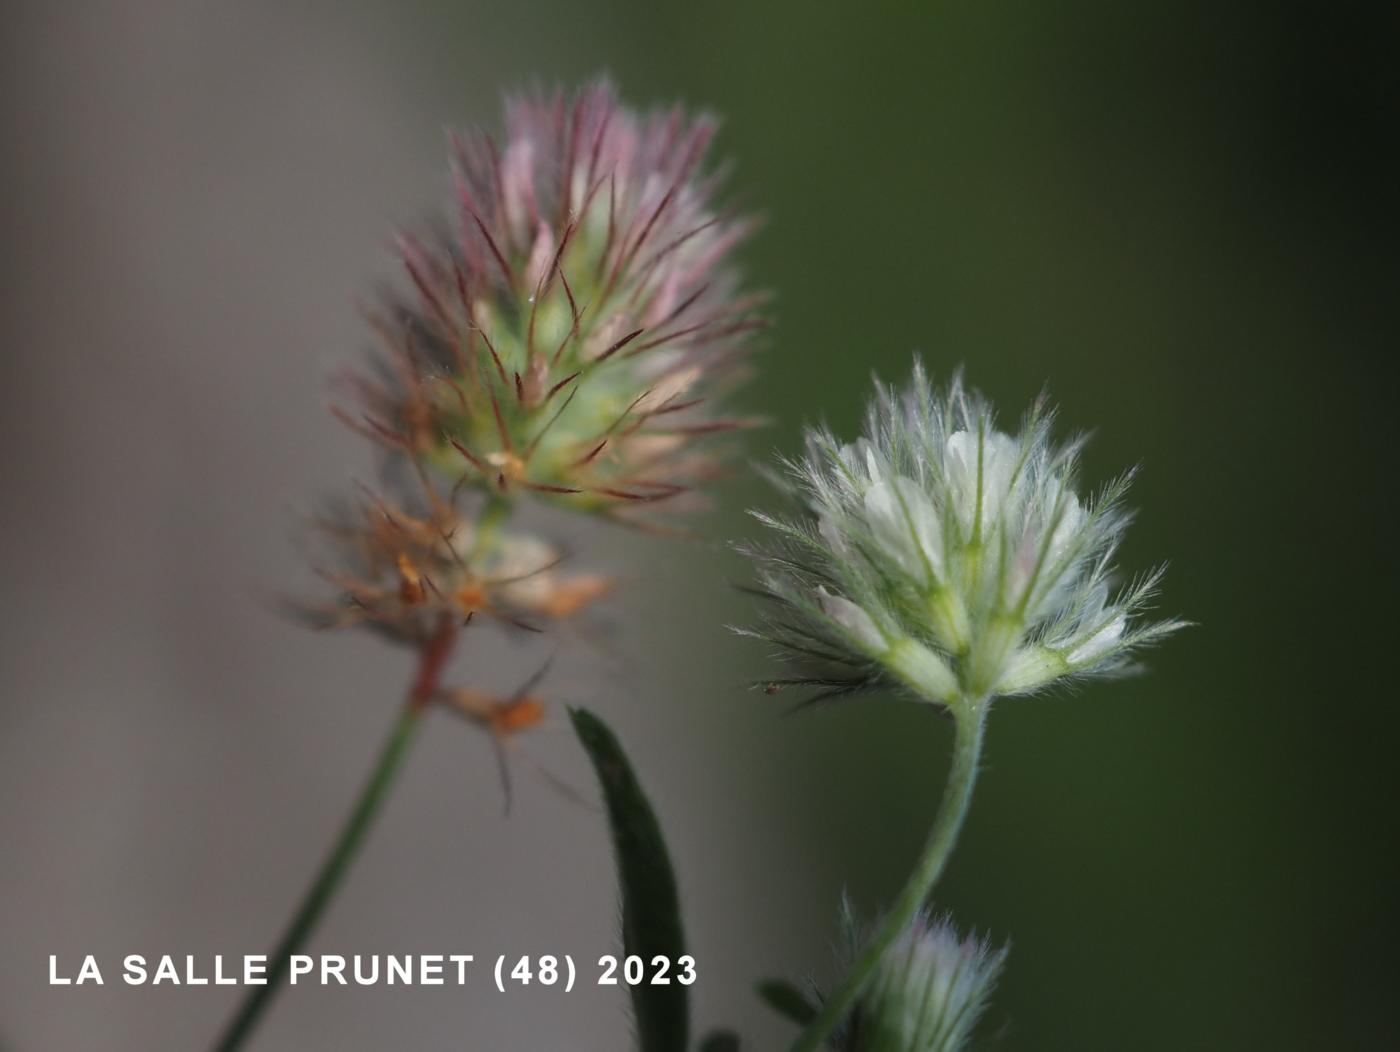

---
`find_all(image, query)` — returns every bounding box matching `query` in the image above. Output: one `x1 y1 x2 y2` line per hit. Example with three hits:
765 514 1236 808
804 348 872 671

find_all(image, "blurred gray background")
3 1 1394 1050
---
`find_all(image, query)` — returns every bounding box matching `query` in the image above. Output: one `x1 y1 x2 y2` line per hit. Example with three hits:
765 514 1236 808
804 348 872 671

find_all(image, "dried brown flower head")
303 489 611 644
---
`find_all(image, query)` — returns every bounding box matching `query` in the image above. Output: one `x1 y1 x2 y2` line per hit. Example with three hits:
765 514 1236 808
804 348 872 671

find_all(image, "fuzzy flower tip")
341 80 764 525
844 912 1007 1052
740 361 1184 711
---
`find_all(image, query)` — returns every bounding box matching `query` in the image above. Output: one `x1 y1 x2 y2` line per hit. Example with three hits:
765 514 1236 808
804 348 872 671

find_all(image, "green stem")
791 706 986 1052
211 619 457 1052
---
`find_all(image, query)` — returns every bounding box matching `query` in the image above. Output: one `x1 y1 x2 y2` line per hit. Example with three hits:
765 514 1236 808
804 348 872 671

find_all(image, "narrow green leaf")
757 978 819 1026
570 707 689 1052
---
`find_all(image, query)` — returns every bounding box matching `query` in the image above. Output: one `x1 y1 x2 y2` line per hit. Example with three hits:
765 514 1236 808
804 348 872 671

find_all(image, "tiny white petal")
944 429 1020 536
981 432 1022 514
1003 525 1041 605
832 440 879 494
1067 613 1126 666
816 588 885 652
1028 490 1087 617
1049 490 1085 557
1008 488 1086 614
836 438 883 491
864 474 944 583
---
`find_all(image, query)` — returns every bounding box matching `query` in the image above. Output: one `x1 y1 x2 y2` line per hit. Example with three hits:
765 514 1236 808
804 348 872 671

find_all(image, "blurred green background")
3 1 1392 1049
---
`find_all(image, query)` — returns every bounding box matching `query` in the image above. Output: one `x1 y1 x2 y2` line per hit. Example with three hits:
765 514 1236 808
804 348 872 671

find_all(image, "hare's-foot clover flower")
756 361 1184 1052
743 360 1182 716
339 80 764 527
838 911 1006 1052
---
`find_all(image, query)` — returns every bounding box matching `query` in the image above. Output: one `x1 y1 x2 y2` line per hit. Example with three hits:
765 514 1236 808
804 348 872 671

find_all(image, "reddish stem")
409 614 459 710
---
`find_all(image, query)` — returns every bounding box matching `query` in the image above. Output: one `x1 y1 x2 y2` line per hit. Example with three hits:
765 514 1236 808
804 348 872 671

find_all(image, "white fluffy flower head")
743 361 1182 714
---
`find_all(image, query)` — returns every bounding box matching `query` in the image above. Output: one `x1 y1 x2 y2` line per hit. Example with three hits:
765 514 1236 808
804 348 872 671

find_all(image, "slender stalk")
211 617 457 1052
792 706 986 1052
